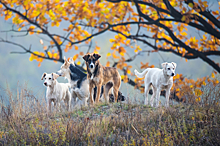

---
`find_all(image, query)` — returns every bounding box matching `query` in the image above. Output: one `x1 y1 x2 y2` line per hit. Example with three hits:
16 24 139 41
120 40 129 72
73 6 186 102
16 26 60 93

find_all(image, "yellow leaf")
181 16 186 21
109 39 115 43
29 56 34 61
188 3 193 8
127 69 131 74
56 22 60 27
47 52 52 58
76 61 81 65
96 46 100 50
53 53 58 59
106 52 111 57
211 72 215 78
28 26 35 31
121 75 125 80
94 50 98 54
73 54 78 61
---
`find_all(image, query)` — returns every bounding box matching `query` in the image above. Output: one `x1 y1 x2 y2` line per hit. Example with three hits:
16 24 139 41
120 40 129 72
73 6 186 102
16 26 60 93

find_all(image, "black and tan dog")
83 53 121 104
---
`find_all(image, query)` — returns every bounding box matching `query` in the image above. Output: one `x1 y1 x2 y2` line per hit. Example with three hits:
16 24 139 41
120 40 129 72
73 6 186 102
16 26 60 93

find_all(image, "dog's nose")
44 82 47 86
171 73 175 76
90 64 94 68
56 72 62 76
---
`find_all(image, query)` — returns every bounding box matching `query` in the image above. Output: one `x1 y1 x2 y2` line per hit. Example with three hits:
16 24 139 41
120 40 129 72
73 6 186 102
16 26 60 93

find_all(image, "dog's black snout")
171 73 174 76
90 64 94 68
44 82 47 86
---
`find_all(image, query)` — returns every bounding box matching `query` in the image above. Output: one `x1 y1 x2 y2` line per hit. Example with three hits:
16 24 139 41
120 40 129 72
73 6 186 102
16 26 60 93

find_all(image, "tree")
0 0 219 102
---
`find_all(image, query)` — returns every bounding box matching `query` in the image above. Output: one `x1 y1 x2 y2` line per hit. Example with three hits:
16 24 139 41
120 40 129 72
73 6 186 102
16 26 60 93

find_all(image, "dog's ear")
161 62 168 69
64 56 67 64
41 72 47 80
64 56 70 66
171 62 177 69
93 53 101 61
69 57 75 66
52 73 59 80
83 54 90 61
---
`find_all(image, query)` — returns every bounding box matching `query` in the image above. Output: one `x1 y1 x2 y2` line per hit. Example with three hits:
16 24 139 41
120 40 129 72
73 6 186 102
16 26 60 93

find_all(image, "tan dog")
83 53 121 104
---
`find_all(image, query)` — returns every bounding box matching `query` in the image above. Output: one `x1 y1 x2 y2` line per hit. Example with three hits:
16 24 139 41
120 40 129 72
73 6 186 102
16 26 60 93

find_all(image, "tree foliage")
0 0 219 101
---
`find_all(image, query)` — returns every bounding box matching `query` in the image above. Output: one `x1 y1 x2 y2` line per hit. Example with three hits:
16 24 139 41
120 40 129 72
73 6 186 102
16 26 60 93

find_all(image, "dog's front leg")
66 92 71 111
47 99 52 113
95 84 102 103
165 88 171 107
89 82 94 105
71 89 78 102
155 89 161 107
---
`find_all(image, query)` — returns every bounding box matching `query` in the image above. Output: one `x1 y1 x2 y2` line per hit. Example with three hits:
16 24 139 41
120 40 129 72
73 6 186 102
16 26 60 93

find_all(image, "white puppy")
41 72 71 112
134 62 177 107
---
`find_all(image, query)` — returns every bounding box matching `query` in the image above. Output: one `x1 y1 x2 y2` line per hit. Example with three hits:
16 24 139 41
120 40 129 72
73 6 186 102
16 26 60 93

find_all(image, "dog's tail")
134 68 149 78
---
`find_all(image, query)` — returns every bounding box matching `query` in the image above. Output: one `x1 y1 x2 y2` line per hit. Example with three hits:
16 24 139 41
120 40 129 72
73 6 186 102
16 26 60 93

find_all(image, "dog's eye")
168 68 170 70
49 78 51 80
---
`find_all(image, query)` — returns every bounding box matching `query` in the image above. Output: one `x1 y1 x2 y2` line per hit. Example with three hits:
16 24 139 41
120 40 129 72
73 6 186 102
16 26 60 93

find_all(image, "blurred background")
0 10 219 104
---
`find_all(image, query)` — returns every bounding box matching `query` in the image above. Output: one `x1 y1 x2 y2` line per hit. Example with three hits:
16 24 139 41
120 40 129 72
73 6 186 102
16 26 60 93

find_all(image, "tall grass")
0 82 219 145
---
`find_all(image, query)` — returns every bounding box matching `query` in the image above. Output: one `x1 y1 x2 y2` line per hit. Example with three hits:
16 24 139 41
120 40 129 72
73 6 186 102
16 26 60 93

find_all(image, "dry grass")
0 82 220 145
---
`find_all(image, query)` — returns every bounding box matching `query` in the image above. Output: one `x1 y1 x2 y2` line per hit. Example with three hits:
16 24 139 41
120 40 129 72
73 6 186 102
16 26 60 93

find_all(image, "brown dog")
83 53 121 104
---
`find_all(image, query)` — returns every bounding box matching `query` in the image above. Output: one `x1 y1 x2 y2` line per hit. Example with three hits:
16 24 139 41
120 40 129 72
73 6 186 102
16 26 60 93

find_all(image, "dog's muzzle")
56 71 62 76
44 82 47 86
171 73 175 76
89 64 94 69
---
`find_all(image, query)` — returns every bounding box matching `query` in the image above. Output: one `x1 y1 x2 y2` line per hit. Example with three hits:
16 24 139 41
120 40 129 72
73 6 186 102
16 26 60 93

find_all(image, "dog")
83 53 121 104
41 72 71 112
56 57 125 107
134 62 177 107
56 57 89 108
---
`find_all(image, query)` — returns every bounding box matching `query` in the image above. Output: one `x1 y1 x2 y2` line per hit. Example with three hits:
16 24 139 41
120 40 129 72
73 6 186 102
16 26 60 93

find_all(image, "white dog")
134 62 177 107
41 72 71 112
56 57 89 108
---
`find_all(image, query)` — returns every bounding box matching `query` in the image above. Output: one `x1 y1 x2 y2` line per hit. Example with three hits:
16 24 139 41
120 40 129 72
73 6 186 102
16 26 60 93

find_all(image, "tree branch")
1 2 63 61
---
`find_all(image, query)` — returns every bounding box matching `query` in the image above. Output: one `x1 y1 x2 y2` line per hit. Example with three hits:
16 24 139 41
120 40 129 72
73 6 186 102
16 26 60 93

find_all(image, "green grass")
0 83 220 145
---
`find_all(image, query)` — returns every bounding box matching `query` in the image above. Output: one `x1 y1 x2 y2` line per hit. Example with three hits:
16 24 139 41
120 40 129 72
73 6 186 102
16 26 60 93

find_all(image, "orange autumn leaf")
106 61 110 67
75 45 79 50
79 52 84 56
112 50 120 59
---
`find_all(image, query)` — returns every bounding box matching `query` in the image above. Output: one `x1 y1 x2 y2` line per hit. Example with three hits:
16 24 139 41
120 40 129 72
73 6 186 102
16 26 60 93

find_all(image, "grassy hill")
0 84 219 145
